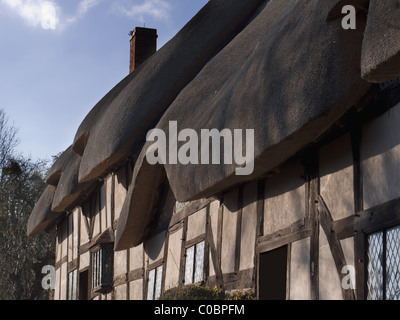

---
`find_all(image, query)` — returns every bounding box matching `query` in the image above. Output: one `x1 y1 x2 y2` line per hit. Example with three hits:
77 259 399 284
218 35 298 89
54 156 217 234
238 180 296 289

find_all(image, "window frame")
184 240 206 285
146 264 164 300
365 225 400 300
67 268 78 300
354 196 400 300
90 243 114 295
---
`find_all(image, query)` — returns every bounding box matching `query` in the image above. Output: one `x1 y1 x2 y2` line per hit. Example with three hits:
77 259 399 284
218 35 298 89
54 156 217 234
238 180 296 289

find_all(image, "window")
147 265 163 300
91 244 114 293
367 225 400 300
184 241 205 285
92 249 102 290
258 245 288 300
79 270 89 300
67 269 77 300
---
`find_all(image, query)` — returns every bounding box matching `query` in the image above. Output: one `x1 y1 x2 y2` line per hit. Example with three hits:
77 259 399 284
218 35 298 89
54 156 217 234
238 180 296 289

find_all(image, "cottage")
28 0 400 300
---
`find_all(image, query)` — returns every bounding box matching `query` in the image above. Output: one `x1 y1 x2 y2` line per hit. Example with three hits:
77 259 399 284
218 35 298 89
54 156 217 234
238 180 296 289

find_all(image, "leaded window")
67 269 77 300
184 241 205 285
147 265 163 300
91 244 114 293
367 225 400 300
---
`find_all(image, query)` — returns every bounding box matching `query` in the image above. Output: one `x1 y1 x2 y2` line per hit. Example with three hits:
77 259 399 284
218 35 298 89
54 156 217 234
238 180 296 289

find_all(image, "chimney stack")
129 27 158 73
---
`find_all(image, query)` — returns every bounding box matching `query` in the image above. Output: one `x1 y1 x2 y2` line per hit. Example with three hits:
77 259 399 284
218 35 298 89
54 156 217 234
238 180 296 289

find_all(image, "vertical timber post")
307 148 320 300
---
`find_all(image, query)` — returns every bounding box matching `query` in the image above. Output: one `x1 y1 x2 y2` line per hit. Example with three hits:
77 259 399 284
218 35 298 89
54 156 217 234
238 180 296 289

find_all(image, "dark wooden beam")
317 195 356 300
256 225 311 254
306 149 320 300
254 179 265 298
206 213 224 290
351 122 366 300
234 186 243 273
178 218 188 286
356 196 400 234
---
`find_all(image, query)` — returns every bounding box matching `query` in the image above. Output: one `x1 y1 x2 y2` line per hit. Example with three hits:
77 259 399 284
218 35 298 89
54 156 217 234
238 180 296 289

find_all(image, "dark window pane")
259 246 287 300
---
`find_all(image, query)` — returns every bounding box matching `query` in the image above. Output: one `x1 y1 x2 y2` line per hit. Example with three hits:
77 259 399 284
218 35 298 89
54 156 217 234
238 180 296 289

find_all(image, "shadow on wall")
144 231 167 261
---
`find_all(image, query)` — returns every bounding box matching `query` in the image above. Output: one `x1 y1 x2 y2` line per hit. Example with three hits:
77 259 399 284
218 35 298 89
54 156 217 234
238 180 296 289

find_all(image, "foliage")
225 289 255 300
160 285 225 300
160 285 255 300
0 109 55 300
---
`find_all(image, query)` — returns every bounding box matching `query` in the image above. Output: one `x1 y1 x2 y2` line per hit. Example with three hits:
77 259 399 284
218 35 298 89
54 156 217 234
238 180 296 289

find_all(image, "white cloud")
112 0 171 21
1 0 102 30
65 0 102 25
1 0 59 29
1 0 171 31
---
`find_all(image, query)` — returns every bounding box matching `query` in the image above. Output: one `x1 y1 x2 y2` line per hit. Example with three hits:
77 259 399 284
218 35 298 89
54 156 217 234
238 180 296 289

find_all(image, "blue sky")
0 0 208 162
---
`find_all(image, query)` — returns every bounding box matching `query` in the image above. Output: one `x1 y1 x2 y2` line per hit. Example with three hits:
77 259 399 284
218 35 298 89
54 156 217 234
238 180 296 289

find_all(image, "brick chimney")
129 27 158 73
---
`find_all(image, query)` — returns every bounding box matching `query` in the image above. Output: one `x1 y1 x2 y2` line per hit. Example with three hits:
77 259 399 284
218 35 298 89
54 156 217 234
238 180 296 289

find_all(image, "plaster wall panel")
289 238 311 300
341 237 355 291
105 175 113 229
80 211 89 245
68 214 73 263
73 208 79 260
114 284 127 300
263 160 305 236
79 251 90 270
92 194 101 238
54 266 60 300
208 200 220 277
144 232 165 264
61 219 68 261
129 243 144 271
56 230 61 263
187 207 207 241
60 262 67 300
362 101 400 209
221 188 238 274
114 166 128 221
164 228 183 291
318 228 342 300
114 250 127 278
240 181 258 271
99 183 107 232
129 279 143 300
320 133 354 220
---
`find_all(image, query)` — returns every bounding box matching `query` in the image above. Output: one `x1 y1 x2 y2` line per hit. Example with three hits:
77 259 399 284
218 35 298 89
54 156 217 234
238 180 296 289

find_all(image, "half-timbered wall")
53 99 400 300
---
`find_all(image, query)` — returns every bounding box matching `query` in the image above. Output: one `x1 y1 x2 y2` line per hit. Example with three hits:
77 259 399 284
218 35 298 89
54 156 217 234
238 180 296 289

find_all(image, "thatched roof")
115 0 374 249
48 146 97 213
361 0 400 82
28 0 400 248
27 186 63 236
73 0 267 183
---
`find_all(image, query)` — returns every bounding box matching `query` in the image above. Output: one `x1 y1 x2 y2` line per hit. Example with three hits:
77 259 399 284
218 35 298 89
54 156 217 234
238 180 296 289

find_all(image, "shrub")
160 285 224 300
225 289 255 300
160 285 254 300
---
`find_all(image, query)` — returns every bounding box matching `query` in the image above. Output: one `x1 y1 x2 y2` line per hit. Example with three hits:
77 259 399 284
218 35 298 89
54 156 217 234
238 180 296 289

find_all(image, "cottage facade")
28 0 400 300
